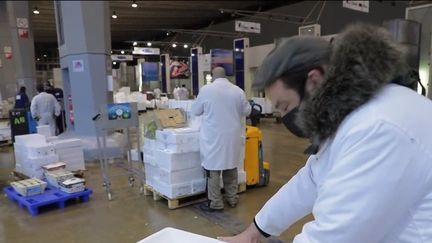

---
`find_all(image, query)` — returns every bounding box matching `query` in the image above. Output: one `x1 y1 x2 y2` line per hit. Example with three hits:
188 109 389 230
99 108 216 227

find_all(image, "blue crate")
3 185 93 216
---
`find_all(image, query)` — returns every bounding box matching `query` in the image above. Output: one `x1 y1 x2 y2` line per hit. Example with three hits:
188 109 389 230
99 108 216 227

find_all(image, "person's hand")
218 223 262 243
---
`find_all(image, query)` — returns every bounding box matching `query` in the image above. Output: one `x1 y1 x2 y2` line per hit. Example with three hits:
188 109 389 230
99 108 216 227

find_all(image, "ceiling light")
166 32 170 36
43 54 47 57
113 62 117 65
131 1 138 8
37 58 40 61
33 7 40 15
172 43 177 48
112 11 118 19
133 41 138 46
147 42 152 47
183 44 188 48
121 50 125 54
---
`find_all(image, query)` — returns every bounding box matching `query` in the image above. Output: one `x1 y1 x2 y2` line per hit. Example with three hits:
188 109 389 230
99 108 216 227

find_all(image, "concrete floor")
0 117 313 243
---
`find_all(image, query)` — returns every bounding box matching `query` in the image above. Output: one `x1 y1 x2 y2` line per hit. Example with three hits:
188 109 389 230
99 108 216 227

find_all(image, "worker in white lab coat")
31 84 61 136
177 84 189 100
153 88 162 99
172 85 180 100
192 67 251 212
219 23 432 242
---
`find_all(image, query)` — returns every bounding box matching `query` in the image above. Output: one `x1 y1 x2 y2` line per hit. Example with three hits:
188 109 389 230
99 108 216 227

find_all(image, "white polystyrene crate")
37 125 52 137
151 178 206 199
25 144 56 158
238 170 247 184
156 141 199 153
14 134 46 146
65 161 85 171
144 154 156 166
144 138 156 149
154 150 201 172
137 227 223 243
128 149 140 161
156 129 199 145
144 163 158 187
52 138 82 149
142 146 155 157
154 167 205 185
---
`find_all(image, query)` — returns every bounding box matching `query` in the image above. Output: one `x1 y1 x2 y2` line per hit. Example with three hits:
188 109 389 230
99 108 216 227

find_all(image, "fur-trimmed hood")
297 23 410 152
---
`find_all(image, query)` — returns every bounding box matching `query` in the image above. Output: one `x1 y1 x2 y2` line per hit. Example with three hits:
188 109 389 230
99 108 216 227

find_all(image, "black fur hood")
297 23 410 151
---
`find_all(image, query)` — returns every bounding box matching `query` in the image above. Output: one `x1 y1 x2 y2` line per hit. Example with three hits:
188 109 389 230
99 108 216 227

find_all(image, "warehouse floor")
0 117 312 243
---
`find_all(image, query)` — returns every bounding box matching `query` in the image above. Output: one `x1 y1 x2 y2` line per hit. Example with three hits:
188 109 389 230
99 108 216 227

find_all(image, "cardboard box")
154 109 186 128
42 162 67 172
45 170 74 188
11 179 47 197
59 177 86 193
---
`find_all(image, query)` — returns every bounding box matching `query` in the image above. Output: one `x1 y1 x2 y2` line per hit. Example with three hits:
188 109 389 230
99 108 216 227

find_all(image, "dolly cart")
93 103 144 200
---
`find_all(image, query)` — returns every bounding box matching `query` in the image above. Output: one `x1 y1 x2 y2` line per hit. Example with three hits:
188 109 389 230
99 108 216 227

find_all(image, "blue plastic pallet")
3 185 93 216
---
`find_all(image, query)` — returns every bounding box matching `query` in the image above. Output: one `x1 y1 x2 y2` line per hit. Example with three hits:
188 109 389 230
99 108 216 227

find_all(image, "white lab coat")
30 92 61 136
153 88 162 99
255 84 432 242
192 78 251 171
173 87 180 100
177 87 189 100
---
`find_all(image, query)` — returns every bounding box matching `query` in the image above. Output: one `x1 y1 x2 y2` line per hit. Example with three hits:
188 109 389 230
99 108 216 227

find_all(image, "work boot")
199 202 223 212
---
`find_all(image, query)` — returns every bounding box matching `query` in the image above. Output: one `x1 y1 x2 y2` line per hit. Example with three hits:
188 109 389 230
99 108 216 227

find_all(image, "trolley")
93 103 144 200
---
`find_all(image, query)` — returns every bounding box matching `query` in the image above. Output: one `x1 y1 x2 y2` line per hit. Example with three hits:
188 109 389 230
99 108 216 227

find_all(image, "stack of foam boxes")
143 128 206 199
14 134 59 179
50 138 85 172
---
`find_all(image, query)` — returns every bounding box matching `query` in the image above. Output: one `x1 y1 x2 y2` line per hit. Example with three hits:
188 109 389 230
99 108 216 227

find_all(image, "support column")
234 38 252 98
0 1 36 100
54 1 111 136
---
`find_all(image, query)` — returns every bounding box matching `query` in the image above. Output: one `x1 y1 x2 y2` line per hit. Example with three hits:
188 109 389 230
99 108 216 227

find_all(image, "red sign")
18 29 29 38
5 52 12 59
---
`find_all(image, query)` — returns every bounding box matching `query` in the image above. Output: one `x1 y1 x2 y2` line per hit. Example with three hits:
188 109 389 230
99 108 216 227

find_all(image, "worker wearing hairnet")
192 67 251 212
31 84 61 136
220 23 432 242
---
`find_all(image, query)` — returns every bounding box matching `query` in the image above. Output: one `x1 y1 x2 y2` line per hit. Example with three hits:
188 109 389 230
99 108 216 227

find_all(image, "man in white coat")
220 24 432 242
31 84 61 136
178 84 189 100
192 67 251 212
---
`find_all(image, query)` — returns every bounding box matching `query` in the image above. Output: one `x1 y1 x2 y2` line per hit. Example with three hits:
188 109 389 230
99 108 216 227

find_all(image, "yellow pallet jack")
244 126 270 186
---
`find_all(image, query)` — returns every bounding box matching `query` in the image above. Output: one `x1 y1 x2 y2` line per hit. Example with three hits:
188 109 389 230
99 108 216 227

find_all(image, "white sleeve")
54 97 61 117
254 156 317 236
240 92 251 116
30 96 38 118
191 90 205 116
294 121 423 243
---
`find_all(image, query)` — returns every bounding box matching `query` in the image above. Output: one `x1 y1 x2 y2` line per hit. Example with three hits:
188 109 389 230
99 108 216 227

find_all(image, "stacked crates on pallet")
143 128 206 199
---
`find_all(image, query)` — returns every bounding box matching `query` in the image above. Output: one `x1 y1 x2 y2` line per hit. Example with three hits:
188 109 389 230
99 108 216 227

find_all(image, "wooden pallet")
0 139 12 147
144 185 207 209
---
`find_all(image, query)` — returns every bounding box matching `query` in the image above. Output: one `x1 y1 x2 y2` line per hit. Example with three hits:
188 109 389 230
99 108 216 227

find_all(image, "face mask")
281 107 307 138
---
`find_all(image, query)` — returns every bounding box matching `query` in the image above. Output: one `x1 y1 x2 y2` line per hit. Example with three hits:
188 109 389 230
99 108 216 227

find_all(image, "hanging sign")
72 60 84 72
132 47 160 55
18 29 29 38
343 1 369 13
4 46 12 59
16 18 29 28
235 20 261 34
111 55 133 61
